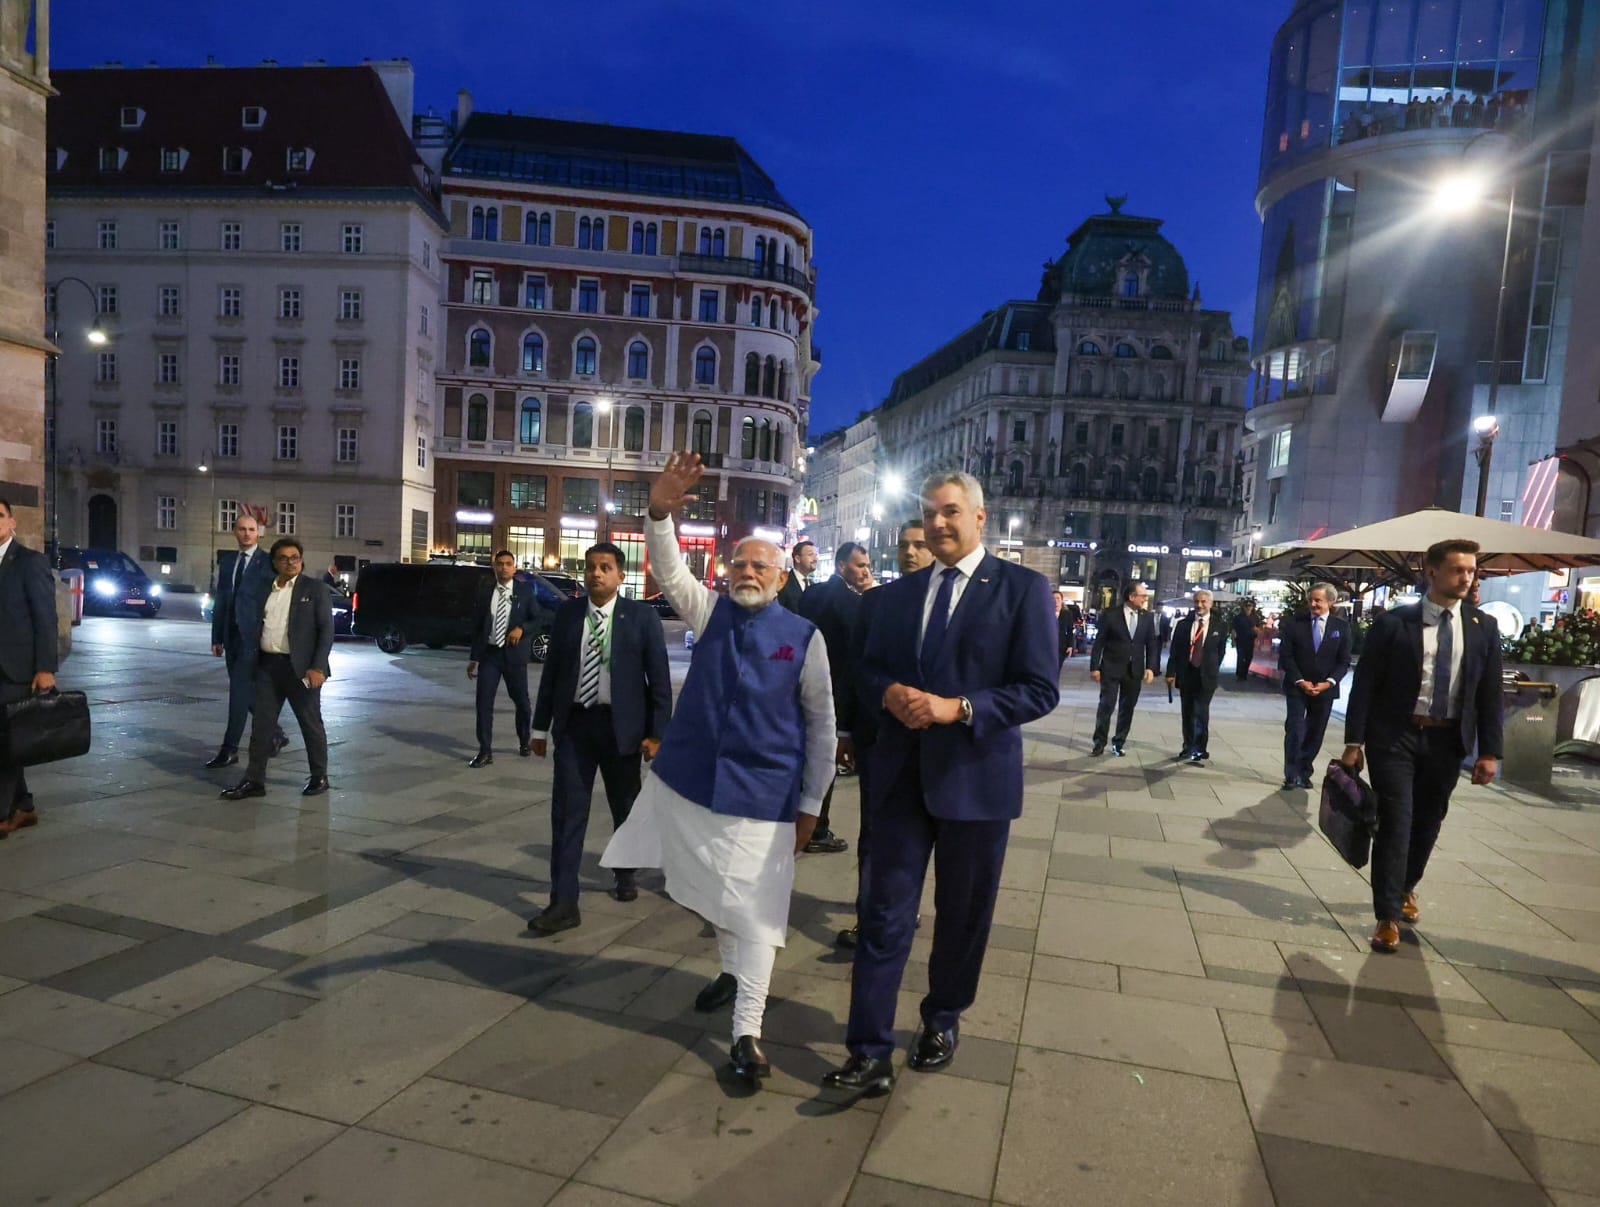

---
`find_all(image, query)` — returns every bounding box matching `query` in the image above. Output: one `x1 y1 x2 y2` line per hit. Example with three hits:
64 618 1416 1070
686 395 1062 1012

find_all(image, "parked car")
539 571 585 599
53 547 162 617
351 563 554 659
202 586 355 636
643 592 679 620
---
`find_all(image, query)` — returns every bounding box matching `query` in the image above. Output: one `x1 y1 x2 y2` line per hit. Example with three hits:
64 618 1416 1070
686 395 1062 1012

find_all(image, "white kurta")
601 515 836 947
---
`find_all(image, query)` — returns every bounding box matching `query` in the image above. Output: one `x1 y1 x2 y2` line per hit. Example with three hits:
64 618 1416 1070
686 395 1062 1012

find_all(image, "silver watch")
958 696 973 724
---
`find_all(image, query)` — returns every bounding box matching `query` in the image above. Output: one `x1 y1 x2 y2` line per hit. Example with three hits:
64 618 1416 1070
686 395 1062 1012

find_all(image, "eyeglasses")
729 559 775 574
273 553 303 564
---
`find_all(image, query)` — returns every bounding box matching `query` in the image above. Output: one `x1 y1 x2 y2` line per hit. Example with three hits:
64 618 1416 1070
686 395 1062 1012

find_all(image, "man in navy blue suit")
1088 582 1162 755
823 472 1059 1094
466 550 542 767
527 542 671 934
1278 583 1352 789
206 513 284 768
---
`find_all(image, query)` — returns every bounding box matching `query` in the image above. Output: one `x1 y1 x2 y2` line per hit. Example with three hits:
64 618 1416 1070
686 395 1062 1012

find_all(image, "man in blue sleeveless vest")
602 452 836 1089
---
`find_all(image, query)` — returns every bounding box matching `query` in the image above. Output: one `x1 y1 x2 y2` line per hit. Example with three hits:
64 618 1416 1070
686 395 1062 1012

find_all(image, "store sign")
1127 543 1169 555
679 523 716 538
455 509 494 525
1053 539 1096 551
560 515 598 531
1181 546 1225 559
752 526 786 543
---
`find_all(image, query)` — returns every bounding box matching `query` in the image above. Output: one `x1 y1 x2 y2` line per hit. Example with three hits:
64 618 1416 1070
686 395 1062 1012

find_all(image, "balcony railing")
677 254 812 294
1061 294 1193 314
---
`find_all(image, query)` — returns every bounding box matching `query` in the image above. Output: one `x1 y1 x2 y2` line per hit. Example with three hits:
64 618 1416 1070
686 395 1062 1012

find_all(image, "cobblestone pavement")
2 616 1598 1206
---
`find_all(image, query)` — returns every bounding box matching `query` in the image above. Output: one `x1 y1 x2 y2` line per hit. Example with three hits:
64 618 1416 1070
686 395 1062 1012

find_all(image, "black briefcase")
2 689 92 767
1318 759 1379 870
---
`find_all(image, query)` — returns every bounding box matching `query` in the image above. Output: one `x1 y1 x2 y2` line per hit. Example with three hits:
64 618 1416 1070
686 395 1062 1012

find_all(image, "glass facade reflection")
1262 0 1546 181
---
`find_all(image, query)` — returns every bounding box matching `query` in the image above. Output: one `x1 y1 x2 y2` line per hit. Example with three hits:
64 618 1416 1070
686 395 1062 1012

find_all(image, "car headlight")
93 578 118 597
148 584 162 597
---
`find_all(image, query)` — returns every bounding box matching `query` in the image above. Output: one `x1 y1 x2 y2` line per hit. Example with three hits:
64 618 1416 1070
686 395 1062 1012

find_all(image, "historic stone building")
0 0 51 545
876 202 1250 606
431 97 817 595
46 61 443 588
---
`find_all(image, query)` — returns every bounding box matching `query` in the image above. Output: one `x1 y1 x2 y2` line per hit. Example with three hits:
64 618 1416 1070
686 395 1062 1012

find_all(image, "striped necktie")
491 586 510 646
578 608 606 707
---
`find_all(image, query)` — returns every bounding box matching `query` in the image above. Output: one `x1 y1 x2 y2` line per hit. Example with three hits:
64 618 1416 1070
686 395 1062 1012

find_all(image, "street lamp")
44 276 108 558
596 394 619 540
197 446 218 588
1472 415 1500 518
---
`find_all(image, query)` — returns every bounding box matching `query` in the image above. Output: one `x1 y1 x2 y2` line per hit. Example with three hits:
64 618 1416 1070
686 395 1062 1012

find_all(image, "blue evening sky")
54 0 1287 435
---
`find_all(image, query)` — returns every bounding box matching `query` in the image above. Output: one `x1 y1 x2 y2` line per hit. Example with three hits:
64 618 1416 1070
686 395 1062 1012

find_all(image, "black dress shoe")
836 925 859 949
822 1054 895 1095
518 742 532 757
1110 742 1126 757
1196 750 1211 761
1091 741 1106 756
468 752 493 768
908 1024 958 1071
1173 749 1194 761
205 749 238 769
269 732 289 756
730 1035 770 1086
220 779 266 800
1296 775 1315 789
1188 752 1206 765
613 874 638 903
302 776 329 796
1281 778 1298 791
527 903 581 935
804 828 849 854
694 971 738 1013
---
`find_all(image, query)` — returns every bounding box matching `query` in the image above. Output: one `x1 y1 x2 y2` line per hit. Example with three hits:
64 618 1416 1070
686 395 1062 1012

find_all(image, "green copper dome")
1039 197 1192 303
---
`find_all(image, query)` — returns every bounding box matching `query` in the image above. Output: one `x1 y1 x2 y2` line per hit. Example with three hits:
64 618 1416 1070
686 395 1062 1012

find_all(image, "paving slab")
1020 980 1235 1079
861 1071 1008 1199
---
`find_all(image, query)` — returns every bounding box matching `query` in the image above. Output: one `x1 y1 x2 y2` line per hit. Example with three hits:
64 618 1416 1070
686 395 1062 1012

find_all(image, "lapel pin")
979 577 990 584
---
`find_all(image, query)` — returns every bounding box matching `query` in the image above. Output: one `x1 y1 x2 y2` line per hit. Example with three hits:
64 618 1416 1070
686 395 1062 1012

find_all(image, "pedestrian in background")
466 550 539 767
1165 589 1228 763
206 514 285 769
777 539 818 612
1232 599 1261 683
0 499 58 837
1089 582 1161 756
1278 583 1351 789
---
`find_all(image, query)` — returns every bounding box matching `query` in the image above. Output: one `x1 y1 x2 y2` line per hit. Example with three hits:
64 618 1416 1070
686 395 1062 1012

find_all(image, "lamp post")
196 446 217 588
596 394 618 540
1472 416 1499 518
44 276 108 559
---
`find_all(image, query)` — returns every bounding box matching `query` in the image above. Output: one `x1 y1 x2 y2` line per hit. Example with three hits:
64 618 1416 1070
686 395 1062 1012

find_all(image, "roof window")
241 105 266 129
118 106 144 129
286 147 314 173
222 146 251 173
97 146 126 172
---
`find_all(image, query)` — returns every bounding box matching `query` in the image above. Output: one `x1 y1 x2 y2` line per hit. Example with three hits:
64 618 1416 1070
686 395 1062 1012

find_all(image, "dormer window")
97 147 126 172
1122 274 1140 298
53 148 68 171
286 147 314 173
222 146 250 173
159 147 186 173
118 106 144 129
241 105 266 128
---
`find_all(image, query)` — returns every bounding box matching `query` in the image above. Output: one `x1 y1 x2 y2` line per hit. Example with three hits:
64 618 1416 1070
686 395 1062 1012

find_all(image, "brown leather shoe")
0 809 39 835
1370 920 1401 953
1401 892 1420 924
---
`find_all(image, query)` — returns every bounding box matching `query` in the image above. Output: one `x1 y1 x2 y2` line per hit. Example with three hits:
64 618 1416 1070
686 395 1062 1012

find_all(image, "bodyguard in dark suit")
1279 583 1353 788
796 541 874 855
1088 582 1162 755
1232 600 1262 682
527 542 671 934
0 500 58 835
207 514 284 768
823 473 1059 1094
465 550 541 767
1164 589 1229 763
221 537 334 800
776 539 818 613
1342 540 1503 953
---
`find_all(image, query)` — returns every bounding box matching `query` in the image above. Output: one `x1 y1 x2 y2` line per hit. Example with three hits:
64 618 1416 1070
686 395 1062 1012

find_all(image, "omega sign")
1127 543 1168 555
1181 546 1226 559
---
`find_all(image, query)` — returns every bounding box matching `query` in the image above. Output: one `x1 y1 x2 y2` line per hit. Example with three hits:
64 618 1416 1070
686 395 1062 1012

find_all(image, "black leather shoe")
302 776 329 796
804 829 849 854
1173 749 1194 761
527 903 581 935
694 972 738 1013
1091 741 1106 756
269 733 289 756
1281 778 1298 791
518 742 532 757
836 925 859 949
822 1054 895 1095
1197 751 1211 761
1296 775 1315 789
730 1035 770 1086
205 749 238 769
468 752 493 768
220 779 266 800
1188 753 1206 765
1110 742 1126 757
613 875 638 903
908 1024 958 1071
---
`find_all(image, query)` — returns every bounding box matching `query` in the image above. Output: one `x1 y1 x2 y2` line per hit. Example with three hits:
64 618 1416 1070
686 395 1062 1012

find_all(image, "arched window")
631 221 645 254
740 416 756 459
627 340 649 379
777 361 789 401
574 337 597 376
471 206 485 240
1007 460 1024 493
578 217 592 250
466 393 489 441
691 409 712 454
484 207 498 241
1107 466 1123 497
1116 371 1132 398
783 244 792 268
521 333 544 374
712 228 725 257
772 426 784 465
519 398 541 446
694 345 718 386
759 418 774 461
1115 342 1138 358
769 300 779 328
1200 471 1217 499
762 355 777 398
525 211 538 243
699 227 712 256
744 352 761 395
468 328 492 368
571 402 594 448
749 298 762 326
1069 463 1087 494
592 217 605 249
753 236 766 267
644 223 657 255
624 406 645 452
1141 466 1159 499
1150 345 1174 360
1077 340 1102 356
1122 274 1139 298
538 212 551 245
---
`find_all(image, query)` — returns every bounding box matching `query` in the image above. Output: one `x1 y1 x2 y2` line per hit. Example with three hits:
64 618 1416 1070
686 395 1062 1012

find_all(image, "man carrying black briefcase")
0 499 59 837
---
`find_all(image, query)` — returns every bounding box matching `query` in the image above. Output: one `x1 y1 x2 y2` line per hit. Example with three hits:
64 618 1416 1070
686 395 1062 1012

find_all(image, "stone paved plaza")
2 613 1599 1206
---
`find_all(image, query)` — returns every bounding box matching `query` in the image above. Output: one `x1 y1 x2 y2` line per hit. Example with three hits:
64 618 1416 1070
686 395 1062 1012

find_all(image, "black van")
351 563 558 658
55 547 163 617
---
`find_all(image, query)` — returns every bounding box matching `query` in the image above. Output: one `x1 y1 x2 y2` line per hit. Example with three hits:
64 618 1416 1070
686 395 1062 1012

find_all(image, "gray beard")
732 584 776 610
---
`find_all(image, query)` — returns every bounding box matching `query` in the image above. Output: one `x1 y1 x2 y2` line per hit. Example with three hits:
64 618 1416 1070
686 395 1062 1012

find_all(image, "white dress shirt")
1413 596 1466 719
583 595 618 707
0 536 12 563
259 578 294 654
918 545 988 645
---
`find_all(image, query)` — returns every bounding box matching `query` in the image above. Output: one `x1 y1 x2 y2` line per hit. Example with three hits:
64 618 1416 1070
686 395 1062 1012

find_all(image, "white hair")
1309 582 1339 603
920 470 985 512
1193 589 1213 601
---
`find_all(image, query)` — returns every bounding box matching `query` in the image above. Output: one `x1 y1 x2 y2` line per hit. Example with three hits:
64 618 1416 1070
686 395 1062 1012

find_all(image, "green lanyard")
587 608 612 668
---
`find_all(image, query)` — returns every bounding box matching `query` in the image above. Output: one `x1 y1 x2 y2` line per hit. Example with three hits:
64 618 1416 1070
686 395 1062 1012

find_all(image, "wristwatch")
958 696 973 725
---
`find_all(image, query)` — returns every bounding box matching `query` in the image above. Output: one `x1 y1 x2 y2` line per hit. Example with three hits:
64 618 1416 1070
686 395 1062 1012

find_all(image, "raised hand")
649 452 705 520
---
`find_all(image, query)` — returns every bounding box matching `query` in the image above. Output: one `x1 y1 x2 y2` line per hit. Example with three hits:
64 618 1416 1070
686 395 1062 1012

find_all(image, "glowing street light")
1472 415 1501 519
883 471 905 498
1431 170 1489 216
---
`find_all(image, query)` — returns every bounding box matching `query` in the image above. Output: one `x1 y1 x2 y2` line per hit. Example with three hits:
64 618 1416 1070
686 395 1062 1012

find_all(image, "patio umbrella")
1223 507 1600 590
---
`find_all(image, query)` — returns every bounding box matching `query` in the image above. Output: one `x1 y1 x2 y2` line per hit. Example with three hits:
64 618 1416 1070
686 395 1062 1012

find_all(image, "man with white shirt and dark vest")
221 537 334 800
1088 581 1162 756
526 541 671 935
1342 539 1503 953
466 551 540 768
601 453 836 1089
206 514 285 769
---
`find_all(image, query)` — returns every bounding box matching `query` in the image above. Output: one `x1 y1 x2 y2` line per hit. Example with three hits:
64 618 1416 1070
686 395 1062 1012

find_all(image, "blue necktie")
1430 611 1454 719
919 567 958 679
1313 616 1323 652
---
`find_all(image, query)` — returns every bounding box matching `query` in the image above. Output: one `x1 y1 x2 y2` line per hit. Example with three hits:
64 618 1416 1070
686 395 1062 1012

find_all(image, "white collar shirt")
0 537 12 563
918 545 987 644
584 595 618 707
260 577 295 654
1413 596 1467 719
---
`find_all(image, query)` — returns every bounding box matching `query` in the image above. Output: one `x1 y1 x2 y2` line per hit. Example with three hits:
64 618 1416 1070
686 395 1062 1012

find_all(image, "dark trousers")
1367 727 1462 921
474 644 531 753
1093 671 1143 744
847 749 1009 1059
1283 690 1335 781
1176 670 1216 754
222 637 285 753
549 705 641 905
816 782 835 834
851 755 875 922
0 679 32 815
246 653 327 782
1235 637 1254 681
